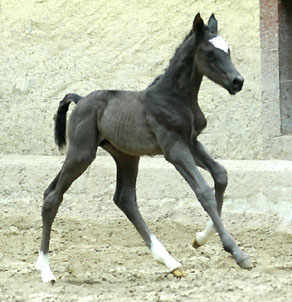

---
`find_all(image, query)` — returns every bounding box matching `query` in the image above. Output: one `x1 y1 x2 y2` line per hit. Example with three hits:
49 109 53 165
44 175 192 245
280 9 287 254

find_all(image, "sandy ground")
1 156 292 302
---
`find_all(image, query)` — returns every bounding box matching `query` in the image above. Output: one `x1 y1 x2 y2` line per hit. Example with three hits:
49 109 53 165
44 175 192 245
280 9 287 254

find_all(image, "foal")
36 13 252 283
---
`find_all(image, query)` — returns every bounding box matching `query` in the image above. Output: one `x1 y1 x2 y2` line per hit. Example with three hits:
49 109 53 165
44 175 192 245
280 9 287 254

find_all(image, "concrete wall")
0 0 262 159
260 0 292 160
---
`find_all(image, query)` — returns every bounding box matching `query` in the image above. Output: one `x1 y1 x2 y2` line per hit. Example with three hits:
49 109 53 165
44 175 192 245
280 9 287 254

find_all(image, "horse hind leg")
36 156 96 282
36 110 99 283
107 148 185 277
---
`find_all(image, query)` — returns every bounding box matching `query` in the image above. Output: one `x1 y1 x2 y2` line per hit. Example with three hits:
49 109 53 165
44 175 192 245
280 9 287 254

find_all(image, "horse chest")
193 106 207 136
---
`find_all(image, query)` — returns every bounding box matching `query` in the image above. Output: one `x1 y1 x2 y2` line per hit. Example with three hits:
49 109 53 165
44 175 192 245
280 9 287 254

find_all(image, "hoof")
238 258 253 270
171 268 186 278
40 270 56 283
36 251 56 283
192 239 201 249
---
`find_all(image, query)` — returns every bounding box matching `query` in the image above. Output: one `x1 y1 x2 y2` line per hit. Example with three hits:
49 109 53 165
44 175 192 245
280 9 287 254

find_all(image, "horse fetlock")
193 221 216 248
150 234 182 272
36 251 56 283
233 248 253 269
237 257 253 270
222 239 253 270
221 233 237 255
194 232 208 248
222 241 235 255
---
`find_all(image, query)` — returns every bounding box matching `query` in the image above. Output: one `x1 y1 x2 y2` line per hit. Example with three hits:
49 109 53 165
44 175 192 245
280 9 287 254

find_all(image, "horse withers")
36 13 252 283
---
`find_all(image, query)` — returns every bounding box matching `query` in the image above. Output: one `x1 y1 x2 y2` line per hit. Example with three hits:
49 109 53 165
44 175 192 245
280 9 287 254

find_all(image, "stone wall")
0 0 262 159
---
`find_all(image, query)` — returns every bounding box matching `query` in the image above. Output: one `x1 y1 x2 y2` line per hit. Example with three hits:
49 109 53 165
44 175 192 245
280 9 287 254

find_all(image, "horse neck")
153 34 203 104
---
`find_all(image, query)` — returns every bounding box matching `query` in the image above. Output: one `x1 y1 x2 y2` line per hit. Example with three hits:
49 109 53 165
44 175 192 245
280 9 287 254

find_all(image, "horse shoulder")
144 91 195 141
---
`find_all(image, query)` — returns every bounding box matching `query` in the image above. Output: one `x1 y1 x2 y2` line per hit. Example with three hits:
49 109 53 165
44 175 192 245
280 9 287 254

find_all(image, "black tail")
54 93 83 150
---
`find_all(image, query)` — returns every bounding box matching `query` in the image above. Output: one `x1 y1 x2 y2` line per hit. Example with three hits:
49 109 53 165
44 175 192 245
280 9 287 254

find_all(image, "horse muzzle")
227 75 244 95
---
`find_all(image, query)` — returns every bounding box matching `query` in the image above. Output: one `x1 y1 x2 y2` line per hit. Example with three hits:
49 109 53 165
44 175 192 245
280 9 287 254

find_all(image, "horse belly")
98 99 161 156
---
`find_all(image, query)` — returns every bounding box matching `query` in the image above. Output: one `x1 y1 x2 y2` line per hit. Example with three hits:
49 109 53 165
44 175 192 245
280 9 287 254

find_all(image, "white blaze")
209 36 229 54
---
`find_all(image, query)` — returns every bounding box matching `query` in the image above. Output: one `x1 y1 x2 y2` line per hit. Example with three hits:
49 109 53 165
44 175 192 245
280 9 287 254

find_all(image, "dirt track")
1 156 292 302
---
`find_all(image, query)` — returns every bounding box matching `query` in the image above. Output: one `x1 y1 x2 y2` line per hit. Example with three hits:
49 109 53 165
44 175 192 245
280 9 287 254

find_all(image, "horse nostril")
232 76 244 90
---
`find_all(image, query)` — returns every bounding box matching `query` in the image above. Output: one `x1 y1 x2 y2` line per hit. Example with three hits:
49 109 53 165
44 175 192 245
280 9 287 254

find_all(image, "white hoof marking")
150 234 181 272
195 221 216 246
36 251 56 283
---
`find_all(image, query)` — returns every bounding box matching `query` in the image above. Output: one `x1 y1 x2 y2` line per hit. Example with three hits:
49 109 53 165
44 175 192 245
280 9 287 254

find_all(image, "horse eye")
206 51 215 60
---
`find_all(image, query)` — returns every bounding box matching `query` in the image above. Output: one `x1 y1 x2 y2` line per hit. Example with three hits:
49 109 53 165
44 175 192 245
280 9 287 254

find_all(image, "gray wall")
0 0 262 159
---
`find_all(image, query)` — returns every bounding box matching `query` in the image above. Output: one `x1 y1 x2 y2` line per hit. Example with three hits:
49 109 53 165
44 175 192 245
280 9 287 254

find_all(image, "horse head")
193 13 244 95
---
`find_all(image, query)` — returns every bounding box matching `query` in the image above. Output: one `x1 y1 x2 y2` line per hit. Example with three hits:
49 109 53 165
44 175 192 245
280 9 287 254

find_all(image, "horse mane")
147 29 196 89
147 75 162 87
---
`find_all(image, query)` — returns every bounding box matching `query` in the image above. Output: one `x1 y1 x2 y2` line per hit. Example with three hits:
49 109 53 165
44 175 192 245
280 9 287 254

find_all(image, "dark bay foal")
36 13 252 283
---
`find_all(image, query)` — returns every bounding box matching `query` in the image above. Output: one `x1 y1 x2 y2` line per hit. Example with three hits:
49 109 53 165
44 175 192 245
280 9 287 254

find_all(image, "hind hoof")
192 239 202 249
238 258 253 270
171 268 186 278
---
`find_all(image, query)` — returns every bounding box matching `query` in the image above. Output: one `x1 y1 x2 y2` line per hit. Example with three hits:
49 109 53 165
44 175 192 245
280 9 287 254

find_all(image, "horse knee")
214 165 228 191
42 192 62 218
197 187 217 211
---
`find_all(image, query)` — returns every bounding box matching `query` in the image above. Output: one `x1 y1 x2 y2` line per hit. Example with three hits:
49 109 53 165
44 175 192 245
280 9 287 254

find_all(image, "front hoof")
238 258 253 270
41 270 56 283
192 239 201 249
171 268 186 278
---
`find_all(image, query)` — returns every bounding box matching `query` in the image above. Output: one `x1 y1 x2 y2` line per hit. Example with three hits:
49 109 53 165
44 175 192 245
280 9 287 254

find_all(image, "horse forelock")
209 36 229 54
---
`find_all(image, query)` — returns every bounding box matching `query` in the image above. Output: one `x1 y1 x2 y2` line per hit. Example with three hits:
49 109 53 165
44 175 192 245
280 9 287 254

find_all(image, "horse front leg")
191 140 228 248
163 140 252 269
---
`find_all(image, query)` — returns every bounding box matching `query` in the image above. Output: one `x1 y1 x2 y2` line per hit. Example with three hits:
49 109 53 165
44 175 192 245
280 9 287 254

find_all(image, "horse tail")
54 93 83 149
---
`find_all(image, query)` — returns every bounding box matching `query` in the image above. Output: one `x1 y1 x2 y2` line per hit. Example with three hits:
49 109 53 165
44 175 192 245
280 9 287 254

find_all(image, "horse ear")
193 13 205 37
208 13 218 33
